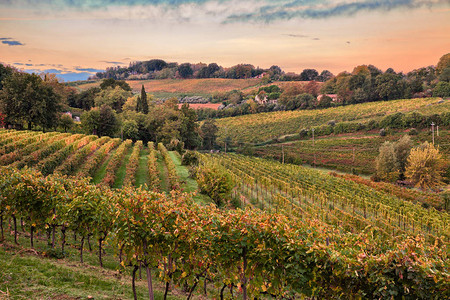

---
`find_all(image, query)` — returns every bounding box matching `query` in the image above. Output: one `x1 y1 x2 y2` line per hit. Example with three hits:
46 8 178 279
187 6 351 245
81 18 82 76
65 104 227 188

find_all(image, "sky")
0 0 449 81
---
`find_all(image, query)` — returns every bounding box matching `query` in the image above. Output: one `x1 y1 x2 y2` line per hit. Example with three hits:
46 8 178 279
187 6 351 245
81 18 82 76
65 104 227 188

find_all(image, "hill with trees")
0 53 449 299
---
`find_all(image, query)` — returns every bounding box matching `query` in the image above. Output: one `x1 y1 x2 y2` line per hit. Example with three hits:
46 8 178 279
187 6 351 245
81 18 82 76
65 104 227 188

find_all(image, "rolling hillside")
215 97 450 144
76 78 264 95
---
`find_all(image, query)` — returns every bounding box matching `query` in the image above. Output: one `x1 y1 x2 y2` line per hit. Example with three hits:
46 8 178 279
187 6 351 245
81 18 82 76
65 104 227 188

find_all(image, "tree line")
92 59 334 82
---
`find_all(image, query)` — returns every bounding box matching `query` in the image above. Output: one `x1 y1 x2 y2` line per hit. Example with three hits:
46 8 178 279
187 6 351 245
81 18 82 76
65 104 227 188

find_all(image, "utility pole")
282 144 285 164
353 147 355 163
431 122 435 145
437 125 439 137
312 128 315 146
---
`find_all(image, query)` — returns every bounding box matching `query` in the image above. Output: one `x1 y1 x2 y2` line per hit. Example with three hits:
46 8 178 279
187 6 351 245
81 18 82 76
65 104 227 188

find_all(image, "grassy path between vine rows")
135 147 150 188
156 151 169 192
91 148 118 184
0 231 181 299
168 151 211 204
113 146 133 188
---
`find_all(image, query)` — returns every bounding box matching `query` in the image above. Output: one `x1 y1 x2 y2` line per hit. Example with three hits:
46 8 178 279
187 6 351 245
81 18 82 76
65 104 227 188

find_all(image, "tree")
0 71 62 130
299 69 318 81
375 73 403 100
433 82 450 97
200 119 218 150
316 70 334 82
178 63 193 78
179 104 202 150
405 142 444 190
94 86 132 113
394 135 412 178
122 119 139 141
99 78 131 91
59 114 74 132
375 141 399 182
436 53 450 76
136 85 149 114
0 63 14 90
82 105 119 137
69 87 99 110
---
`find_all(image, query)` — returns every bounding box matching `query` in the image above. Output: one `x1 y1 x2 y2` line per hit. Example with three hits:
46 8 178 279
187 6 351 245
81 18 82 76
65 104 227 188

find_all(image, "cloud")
225 0 449 23
284 33 320 40
75 67 104 72
0 37 24 46
284 34 309 38
1 0 447 25
100 60 124 65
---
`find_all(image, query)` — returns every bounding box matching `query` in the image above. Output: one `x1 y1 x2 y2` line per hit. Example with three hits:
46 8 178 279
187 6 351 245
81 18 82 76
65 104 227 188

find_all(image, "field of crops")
1 128 449 298
216 97 450 144
1 154 448 299
0 129 182 192
201 153 449 239
76 78 264 94
252 129 450 174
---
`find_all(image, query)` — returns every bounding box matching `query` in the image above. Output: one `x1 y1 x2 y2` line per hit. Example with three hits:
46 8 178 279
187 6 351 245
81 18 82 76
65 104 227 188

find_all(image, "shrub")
380 112 405 129
327 120 336 127
196 162 234 207
440 112 450 126
181 150 199 166
375 141 399 182
299 128 309 138
405 142 444 190
408 128 418 135
167 138 184 154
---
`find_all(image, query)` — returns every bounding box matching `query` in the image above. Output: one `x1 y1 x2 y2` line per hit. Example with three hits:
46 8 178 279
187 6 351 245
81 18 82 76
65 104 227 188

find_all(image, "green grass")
91 148 118 184
0 230 180 300
113 146 134 189
156 151 169 192
135 147 150 188
167 151 211 204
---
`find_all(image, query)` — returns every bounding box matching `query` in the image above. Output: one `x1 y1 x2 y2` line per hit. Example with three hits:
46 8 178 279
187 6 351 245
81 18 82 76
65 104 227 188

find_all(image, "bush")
327 120 336 126
403 112 425 128
405 142 444 190
380 112 405 129
181 150 199 166
441 112 450 126
166 138 184 154
408 128 418 135
333 122 362 134
299 128 309 138
196 162 234 207
375 141 399 182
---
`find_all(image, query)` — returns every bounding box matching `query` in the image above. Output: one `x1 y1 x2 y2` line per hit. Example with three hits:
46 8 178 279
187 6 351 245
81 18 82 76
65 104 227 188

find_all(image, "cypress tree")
140 84 148 114
135 96 142 113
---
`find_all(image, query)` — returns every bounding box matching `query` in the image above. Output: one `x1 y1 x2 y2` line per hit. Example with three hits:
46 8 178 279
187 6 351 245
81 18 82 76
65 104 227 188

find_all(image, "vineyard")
0 128 449 299
0 129 182 193
252 129 450 174
215 97 450 144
